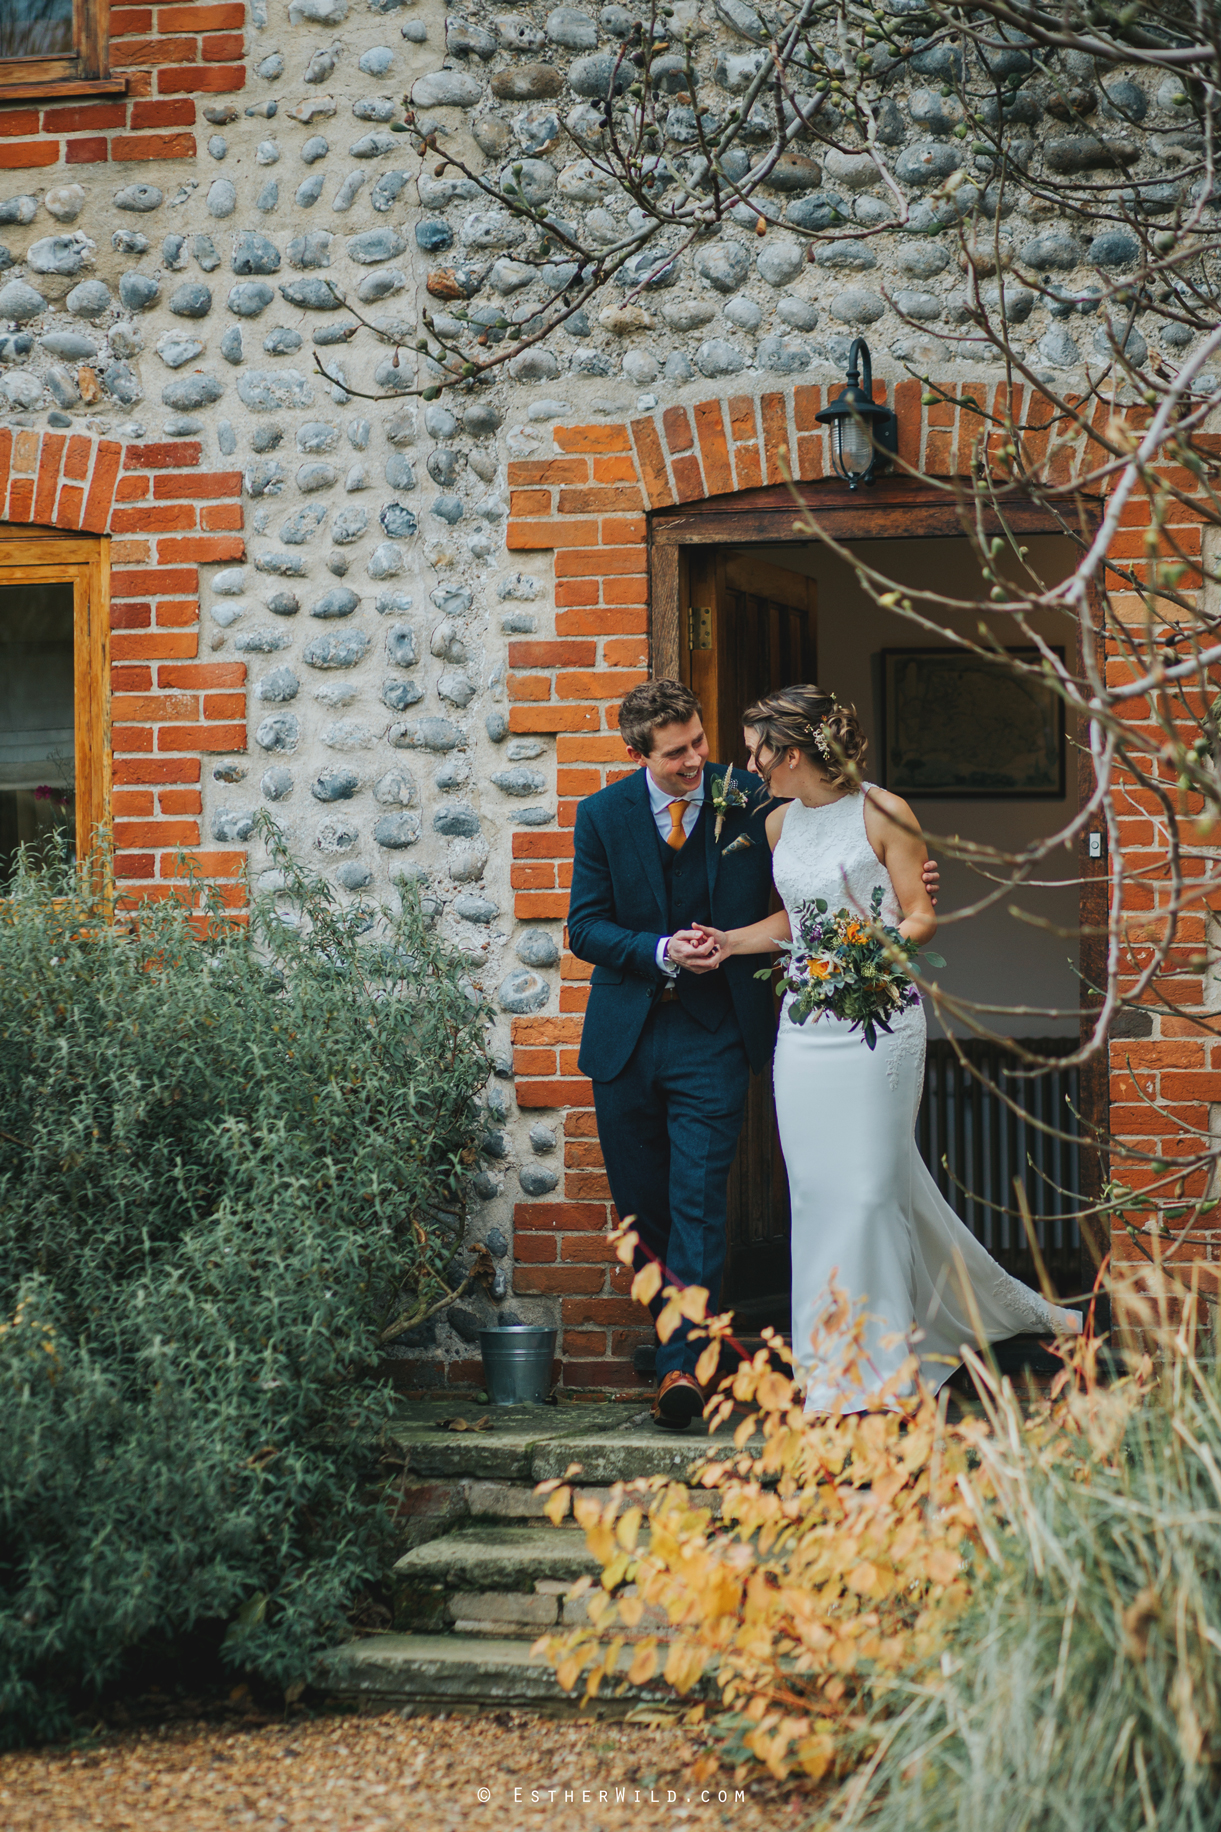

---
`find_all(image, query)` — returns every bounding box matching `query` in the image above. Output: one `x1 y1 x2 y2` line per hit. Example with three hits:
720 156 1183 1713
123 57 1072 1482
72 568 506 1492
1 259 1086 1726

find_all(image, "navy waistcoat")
656 809 734 1032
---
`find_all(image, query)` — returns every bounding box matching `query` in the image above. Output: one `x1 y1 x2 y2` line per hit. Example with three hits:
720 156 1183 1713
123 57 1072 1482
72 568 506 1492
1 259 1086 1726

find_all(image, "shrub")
0 836 490 1745
539 1275 979 1782
545 1259 1221 1828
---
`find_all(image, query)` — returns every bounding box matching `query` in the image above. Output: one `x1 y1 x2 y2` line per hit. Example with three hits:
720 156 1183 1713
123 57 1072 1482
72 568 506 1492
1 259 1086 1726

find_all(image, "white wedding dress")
771 788 1077 1412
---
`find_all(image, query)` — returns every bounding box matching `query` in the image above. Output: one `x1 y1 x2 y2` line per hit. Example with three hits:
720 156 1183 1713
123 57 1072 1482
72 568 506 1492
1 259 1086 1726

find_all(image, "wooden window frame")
0 529 110 884
0 0 126 101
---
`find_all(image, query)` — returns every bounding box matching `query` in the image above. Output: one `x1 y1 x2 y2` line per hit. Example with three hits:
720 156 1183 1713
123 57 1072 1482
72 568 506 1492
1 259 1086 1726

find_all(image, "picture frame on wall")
880 647 1066 799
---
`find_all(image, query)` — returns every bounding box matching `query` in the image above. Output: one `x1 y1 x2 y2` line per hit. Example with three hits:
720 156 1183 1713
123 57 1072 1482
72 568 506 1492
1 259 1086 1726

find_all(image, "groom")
566 679 778 1428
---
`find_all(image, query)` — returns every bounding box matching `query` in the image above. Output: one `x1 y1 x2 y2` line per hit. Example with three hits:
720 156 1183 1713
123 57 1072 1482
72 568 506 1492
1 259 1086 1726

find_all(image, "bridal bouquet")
763 886 944 1049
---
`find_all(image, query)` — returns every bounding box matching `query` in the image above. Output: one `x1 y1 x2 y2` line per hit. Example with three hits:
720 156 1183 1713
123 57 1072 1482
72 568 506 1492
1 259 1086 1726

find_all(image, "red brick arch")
499 381 1211 1391
1 424 247 901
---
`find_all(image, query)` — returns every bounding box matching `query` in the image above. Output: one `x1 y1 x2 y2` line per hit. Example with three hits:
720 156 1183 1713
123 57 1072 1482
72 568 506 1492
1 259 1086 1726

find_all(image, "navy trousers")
593 1002 752 1380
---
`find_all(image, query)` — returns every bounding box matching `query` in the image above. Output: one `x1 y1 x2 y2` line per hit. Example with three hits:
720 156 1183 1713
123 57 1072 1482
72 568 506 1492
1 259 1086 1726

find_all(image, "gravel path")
0 1707 818 1831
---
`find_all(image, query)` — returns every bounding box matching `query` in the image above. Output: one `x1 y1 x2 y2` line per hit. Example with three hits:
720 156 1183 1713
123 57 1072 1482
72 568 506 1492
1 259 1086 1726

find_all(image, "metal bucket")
479 1326 557 1405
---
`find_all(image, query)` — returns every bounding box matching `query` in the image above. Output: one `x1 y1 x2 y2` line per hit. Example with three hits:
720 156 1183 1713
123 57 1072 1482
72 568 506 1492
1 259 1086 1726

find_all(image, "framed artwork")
880 647 1066 799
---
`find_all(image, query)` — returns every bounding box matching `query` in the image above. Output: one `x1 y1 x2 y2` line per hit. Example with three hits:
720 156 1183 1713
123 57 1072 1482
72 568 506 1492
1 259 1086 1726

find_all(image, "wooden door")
680 550 816 1330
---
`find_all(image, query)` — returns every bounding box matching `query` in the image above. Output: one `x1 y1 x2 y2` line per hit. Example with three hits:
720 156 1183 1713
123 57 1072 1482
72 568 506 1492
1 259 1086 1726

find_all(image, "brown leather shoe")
652 1369 705 1431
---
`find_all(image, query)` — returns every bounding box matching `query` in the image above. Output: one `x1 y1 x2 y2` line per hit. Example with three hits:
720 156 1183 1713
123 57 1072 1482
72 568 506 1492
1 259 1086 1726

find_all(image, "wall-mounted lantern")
814 337 898 489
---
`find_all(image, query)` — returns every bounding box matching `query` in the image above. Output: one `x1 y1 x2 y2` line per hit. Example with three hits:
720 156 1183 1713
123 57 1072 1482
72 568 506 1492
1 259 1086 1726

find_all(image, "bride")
686 683 1081 1412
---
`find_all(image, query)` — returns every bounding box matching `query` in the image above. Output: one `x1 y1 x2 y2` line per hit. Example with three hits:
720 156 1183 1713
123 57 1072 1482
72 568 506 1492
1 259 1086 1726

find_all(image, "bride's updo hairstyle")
741 685 867 792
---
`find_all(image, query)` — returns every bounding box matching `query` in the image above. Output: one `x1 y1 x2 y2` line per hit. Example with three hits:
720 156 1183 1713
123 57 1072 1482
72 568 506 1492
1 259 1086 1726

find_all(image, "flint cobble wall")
0 0 1215 1385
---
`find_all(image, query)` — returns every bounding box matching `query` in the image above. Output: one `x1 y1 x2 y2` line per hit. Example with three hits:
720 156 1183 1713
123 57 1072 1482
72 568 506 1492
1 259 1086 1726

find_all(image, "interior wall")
752 535 1081 1039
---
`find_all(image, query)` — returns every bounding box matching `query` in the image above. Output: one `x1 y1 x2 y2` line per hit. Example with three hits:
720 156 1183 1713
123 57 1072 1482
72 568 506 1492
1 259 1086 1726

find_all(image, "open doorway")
652 490 1099 1334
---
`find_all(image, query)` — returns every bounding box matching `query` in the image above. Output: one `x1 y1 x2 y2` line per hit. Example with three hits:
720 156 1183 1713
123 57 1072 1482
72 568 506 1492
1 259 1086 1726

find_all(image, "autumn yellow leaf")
544 1486 571 1526
656 1300 683 1343
587 1522 615 1563
676 1285 709 1323
602 1552 632 1591
925 1546 962 1585
796 1732 835 1781
872 1469 906 1507
664 1638 707 1693
695 1340 721 1388
616 1506 642 1551
756 1370 794 1412
628 1640 658 1685
631 1261 662 1306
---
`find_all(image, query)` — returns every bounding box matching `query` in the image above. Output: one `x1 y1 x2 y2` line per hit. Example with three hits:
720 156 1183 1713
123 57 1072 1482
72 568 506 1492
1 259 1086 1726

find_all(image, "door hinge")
688 605 713 651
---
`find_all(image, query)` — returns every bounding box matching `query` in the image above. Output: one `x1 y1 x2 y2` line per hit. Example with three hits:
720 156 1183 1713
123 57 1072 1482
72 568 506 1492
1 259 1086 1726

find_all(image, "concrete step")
391 1522 675 1640
392 1524 599 1635
322 1633 684 1710
388 1403 754 1554
386 1401 646 1484
396 1474 657 1545
367 1403 758 1697
394 1524 601 1593
388 1401 760 1484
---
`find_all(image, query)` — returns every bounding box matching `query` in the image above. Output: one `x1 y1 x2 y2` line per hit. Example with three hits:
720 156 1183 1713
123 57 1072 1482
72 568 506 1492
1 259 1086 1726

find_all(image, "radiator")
916 1037 1081 1279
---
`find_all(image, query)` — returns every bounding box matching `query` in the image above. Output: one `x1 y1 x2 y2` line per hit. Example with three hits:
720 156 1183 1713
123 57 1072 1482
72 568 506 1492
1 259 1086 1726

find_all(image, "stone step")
395 1471 724 1553
382 1401 762 1682
388 1399 760 1487
322 1634 682 1710
442 1583 670 1640
392 1524 680 1641
394 1524 601 1593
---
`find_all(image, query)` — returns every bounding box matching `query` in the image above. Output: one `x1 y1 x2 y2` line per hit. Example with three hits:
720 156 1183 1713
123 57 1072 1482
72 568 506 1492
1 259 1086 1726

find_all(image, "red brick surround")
505 382 1221 1387
1 426 246 903
0 0 243 169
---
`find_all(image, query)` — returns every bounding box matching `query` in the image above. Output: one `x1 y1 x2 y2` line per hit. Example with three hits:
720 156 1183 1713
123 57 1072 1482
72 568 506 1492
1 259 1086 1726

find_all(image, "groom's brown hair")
618 679 702 757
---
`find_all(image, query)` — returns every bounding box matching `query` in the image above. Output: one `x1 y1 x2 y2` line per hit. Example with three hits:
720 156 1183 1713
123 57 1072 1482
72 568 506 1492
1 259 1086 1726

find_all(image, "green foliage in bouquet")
760 886 944 1049
0 828 490 1745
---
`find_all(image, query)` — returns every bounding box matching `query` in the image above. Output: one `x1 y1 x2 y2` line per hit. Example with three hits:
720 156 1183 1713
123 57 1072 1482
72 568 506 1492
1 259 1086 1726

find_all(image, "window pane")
0 582 76 884
0 0 75 58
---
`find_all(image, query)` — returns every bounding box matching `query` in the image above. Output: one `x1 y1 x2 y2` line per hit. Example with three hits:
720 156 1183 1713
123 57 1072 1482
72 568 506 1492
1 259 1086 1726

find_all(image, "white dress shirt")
646 770 705 975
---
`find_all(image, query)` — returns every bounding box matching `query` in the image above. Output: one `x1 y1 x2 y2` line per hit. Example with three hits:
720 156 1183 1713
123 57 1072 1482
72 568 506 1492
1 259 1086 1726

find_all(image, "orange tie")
666 800 688 851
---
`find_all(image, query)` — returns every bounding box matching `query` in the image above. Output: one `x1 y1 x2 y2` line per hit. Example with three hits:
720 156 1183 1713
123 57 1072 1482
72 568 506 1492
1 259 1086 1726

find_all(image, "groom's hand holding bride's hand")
666 929 723 974
677 925 732 970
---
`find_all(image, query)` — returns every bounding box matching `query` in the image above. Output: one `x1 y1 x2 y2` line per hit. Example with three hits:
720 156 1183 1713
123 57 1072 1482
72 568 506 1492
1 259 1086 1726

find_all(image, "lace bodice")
772 787 902 928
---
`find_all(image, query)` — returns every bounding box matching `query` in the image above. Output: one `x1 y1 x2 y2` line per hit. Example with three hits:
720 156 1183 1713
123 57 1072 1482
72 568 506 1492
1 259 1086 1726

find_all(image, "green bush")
0 835 491 1745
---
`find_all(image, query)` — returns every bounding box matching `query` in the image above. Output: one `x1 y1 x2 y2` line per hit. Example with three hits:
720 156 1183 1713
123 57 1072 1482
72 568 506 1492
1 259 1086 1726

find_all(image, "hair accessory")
814 725 833 761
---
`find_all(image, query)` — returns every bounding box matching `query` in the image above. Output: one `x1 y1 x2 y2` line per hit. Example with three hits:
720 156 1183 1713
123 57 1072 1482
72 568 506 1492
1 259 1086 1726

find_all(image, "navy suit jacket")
567 764 777 1080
